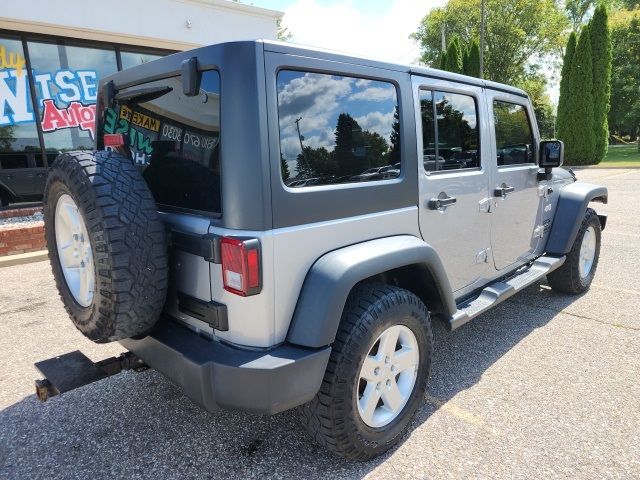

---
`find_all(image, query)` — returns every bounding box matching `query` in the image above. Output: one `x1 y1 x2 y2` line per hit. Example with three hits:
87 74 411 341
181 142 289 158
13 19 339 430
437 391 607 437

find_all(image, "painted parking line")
425 394 501 436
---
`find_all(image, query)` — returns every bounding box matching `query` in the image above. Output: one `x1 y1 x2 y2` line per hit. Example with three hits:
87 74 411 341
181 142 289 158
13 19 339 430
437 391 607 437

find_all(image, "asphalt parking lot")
1 168 639 480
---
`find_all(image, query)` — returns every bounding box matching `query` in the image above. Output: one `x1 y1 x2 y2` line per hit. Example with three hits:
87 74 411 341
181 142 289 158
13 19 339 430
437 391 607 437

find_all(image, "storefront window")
0 36 41 158
120 50 163 70
27 40 118 153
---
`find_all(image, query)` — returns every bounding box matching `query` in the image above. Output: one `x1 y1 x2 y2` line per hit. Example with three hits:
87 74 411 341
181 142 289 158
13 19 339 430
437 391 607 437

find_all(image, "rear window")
101 70 221 215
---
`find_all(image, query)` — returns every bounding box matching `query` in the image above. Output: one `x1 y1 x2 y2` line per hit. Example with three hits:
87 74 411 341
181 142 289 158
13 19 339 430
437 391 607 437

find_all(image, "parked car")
42 41 607 461
0 152 49 207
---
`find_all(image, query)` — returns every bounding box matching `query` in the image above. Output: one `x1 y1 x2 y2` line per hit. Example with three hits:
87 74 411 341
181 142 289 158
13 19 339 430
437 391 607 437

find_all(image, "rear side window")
420 90 480 172
277 70 400 187
0 155 28 169
493 101 534 166
101 70 221 214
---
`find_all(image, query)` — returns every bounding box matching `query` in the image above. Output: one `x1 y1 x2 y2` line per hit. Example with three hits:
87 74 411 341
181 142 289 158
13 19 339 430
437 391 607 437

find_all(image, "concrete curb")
570 166 640 170
0 250 49 268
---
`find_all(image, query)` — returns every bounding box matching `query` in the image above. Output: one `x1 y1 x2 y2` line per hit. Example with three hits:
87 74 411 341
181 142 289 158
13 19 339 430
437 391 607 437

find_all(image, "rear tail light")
220 237 261 296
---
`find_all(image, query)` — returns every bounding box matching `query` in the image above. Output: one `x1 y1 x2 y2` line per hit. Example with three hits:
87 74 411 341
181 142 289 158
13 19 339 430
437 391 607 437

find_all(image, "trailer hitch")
34 351 146 402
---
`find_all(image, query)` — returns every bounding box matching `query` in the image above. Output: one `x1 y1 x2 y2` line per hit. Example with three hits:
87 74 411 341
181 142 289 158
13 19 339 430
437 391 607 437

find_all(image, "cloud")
350 86 396 102
355 110 395 142
281 0 447 64
278 72 353 140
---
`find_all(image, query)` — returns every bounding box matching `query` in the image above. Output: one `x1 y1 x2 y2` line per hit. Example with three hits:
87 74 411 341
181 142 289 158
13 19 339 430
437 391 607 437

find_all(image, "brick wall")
0 225 46 256
0 207 46 257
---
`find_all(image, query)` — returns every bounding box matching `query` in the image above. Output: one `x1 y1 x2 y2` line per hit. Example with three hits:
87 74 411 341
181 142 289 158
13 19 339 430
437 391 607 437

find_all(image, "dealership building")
0 0 282 174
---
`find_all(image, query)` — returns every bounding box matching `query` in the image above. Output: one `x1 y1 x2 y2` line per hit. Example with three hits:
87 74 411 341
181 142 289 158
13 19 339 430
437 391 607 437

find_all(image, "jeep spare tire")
44 150 168 343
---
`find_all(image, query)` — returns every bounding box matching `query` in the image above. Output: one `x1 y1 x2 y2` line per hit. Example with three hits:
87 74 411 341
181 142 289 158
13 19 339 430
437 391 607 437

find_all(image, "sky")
248 0 447 64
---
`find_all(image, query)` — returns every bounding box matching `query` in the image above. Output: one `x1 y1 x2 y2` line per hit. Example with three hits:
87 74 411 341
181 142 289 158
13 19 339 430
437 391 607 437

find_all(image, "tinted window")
27 40 118 152
120 51 164 70
0 154 28 169
420 90 480 172
101 70 221 214
0 37 41 155
493 101 534 166
277 70 400 187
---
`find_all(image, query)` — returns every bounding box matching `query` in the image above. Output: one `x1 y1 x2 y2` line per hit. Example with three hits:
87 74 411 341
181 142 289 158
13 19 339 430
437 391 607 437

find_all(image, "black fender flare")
286 235 456 348
546 182 608 255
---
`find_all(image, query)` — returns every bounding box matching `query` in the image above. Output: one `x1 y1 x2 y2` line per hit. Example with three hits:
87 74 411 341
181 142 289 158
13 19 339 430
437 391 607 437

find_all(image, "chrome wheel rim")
578 226 597 279
55 194 95 307
357 324 419 428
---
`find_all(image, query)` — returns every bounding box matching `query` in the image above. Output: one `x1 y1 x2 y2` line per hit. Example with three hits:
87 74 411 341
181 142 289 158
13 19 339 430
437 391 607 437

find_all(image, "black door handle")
494 184 515 197
428 195 457 210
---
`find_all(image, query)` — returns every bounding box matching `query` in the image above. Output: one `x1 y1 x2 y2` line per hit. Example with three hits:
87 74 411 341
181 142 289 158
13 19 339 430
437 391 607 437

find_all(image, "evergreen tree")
557 31 577 144
389 107 401 163
439 51 447 70
464 41 481 77
444 36 463 74
462 48 470 75
565 25 596 165
333 113 365 175
280 153 290 181
589 4 612 163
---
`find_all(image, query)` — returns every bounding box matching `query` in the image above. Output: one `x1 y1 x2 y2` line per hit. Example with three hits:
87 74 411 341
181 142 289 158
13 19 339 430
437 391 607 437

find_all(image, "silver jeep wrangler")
42 41 608 460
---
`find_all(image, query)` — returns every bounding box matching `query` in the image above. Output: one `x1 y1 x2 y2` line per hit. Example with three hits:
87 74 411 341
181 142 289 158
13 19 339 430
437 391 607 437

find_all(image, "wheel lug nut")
391 365 396 373
374 367 380 376
384 356 390 364
386 379 391 388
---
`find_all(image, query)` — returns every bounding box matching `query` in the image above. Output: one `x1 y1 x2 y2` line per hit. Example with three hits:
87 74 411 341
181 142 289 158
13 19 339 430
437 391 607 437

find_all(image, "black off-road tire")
298 283 432 461
44 150 168 343
547 208 601 294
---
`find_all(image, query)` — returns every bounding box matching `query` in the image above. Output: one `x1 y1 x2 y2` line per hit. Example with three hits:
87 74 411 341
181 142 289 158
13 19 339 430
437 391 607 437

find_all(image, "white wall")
0 0 282 50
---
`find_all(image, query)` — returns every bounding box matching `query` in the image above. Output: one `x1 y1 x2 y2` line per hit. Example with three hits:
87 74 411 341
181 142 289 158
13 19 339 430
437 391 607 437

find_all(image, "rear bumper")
120 321 331 415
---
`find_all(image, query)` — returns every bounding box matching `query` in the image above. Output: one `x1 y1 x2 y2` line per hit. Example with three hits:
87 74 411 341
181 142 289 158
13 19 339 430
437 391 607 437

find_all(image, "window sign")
0 37 41 154
27 41 118 152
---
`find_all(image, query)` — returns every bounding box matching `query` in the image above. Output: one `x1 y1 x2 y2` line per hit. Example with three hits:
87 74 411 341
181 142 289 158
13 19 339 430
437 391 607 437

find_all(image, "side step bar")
449 255 566 330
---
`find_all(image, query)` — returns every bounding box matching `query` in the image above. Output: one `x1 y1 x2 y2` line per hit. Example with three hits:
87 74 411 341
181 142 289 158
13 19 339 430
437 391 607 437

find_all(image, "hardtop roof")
260 39 528 98
102 39 528 99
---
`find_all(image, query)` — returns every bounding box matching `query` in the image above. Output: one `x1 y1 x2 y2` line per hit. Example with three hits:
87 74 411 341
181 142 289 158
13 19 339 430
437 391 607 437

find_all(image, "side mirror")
539 140 564 168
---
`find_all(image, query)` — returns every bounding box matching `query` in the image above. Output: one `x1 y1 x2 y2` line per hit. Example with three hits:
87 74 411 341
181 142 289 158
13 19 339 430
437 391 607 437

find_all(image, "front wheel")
547 208 602 294
298 284 432 460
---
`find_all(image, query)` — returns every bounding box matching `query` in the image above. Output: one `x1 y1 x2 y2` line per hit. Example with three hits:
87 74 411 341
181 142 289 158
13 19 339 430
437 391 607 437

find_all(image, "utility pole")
480 0 486 79
295 117 305 152
295 117 308 164
441 24 446 52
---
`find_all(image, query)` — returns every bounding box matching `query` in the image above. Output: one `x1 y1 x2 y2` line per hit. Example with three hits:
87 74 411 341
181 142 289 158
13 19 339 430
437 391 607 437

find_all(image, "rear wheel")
298 283 432 460
547 208 601 294
44 150 168 343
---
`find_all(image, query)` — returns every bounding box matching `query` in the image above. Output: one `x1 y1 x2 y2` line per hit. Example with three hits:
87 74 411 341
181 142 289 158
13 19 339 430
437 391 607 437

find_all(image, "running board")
448 255 566 330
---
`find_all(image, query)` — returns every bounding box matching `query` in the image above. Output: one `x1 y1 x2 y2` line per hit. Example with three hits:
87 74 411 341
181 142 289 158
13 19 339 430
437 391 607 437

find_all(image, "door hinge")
170 230 221 263
177 292 228 331
478 198 491 213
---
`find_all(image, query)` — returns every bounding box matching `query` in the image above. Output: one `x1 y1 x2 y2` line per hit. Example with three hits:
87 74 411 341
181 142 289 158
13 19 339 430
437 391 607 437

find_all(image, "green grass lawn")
599 144 640 167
